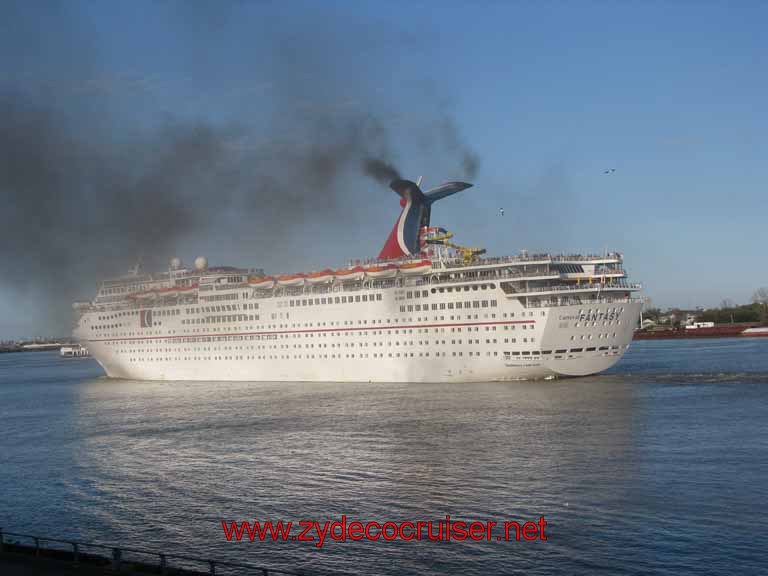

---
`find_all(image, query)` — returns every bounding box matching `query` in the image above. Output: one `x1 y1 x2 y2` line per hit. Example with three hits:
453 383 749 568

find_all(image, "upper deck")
75 250 640 315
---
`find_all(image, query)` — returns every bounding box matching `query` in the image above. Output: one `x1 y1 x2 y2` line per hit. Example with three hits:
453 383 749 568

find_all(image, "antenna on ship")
129 256 144 276
416 175 423 187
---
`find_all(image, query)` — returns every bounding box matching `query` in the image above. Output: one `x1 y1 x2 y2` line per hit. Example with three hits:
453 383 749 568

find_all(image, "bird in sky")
499 208 505 216
603 168 616 174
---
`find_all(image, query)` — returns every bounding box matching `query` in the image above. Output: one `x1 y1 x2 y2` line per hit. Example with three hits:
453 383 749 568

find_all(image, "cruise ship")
72 178 642 382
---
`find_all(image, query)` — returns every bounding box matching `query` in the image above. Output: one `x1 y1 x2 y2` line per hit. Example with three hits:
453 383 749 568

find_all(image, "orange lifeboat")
155 283 199 297
248 276 276 290
155 287 178 297
398 259 432 276
334 265 365 282
306 269 335 284
364 263 398 279
277 273 306 287
131 290 157 300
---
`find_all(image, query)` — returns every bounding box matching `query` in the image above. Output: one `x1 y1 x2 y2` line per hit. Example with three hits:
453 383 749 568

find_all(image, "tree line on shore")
644 288 768 327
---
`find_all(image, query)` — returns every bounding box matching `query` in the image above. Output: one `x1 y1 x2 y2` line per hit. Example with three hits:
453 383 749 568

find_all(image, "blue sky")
1 0 767 338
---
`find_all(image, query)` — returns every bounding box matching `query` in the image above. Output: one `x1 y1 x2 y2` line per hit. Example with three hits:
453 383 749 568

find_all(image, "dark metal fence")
0 528 317 576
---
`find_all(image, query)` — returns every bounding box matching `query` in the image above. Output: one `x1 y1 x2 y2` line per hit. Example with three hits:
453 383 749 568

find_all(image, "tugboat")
60 344 90 358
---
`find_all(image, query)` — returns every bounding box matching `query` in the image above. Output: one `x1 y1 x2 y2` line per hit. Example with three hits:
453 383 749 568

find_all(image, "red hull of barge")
634 325 768 340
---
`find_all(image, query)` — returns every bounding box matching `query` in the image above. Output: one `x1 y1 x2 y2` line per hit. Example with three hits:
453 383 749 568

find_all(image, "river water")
1 338 767 575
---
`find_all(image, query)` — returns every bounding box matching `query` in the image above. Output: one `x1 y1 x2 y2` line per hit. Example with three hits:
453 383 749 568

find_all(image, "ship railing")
523 296 644 308
82 268 633 310
0 529 323 576
433 252 623 269
503 282 641 295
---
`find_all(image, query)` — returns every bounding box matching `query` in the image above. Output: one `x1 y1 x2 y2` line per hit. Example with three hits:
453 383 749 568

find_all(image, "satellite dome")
169 257 182 270
194 256 208 271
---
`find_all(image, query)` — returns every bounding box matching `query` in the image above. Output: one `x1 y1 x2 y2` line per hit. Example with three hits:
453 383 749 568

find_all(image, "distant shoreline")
0 343 67 354
635 324 768 340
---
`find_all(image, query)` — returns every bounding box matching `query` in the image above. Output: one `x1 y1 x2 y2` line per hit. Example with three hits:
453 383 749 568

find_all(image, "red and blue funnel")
378 179 472 260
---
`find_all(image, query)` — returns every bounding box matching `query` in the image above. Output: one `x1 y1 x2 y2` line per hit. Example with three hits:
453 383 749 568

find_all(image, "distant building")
685 322 715 330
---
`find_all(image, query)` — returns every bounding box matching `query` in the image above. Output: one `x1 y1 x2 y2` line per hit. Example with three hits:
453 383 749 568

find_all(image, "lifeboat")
364 263 398 279
248 276 276 290
306 269 335 284
334 266 365 282
131 290 157 300
154 284 194 297
277 273 306 287
398 259 432 276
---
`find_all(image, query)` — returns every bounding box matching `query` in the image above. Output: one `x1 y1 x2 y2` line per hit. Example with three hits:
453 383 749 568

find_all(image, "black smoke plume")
0 3 481 336
362 158 402 185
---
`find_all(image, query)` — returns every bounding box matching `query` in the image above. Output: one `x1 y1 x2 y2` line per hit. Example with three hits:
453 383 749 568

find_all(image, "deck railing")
0 528 325 576
77 262 631 311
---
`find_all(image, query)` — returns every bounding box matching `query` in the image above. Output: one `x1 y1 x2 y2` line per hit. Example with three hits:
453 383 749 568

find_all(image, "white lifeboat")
306 269 335 284
248 276 276 290
277 273 306 287
334 266 365 282
364 263 398 279
398 259 432 276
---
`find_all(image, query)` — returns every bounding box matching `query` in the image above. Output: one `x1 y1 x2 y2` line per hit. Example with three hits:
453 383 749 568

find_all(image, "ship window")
377 294 382 301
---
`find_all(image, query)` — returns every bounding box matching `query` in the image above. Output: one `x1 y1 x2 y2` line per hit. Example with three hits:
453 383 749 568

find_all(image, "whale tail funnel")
378 179 472 260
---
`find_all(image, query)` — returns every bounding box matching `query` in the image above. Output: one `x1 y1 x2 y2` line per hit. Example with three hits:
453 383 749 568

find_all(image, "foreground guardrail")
0 528 325 576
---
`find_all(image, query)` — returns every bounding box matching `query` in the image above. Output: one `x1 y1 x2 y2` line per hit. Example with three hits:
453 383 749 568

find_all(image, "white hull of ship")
77 299 641 383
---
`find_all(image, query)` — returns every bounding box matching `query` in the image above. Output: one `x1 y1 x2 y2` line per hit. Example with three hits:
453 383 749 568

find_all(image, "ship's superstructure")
72 178 642 382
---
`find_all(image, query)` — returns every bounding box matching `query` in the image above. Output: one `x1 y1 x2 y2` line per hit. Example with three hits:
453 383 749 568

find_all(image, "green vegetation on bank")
643 288 768 327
